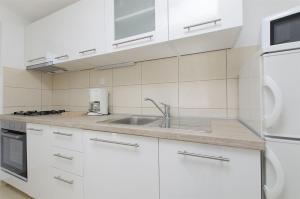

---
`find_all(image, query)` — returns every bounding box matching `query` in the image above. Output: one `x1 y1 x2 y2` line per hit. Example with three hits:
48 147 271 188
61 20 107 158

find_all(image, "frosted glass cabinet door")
114 0 155 40
105 0 168 51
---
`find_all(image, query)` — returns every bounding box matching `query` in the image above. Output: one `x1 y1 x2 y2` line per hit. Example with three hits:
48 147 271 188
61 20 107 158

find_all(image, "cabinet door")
27 124 51 199
25 20 53 64
50 168 83 199
168 0 242 40
84 131 159 199
105 0 168 51
51 0 105 63
70 0 106 60
25 0 105 65
160 139 261 199
263 50 300 138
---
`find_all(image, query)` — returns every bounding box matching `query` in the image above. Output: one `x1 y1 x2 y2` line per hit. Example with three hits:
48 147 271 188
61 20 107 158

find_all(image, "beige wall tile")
4 67 42 89
42 73 53 90
113 85 141 107
3 106 42 114
107 87 113 107
113 64 141 86
227 46 260 78
112 107 142 115
53 73 70 89
51 105 70 111
52 90 69 106
228 109 238 119
3 87 41 107
69 89 89 107
142 83 178 107
69 106 89 112
179 50 226 82
179 80 227 109
42 90 52 106
42 106 55 111
69 70 89 89
141 107 179 117
142 57 178 84
90 69 113 88
178 108 227 118
227 79 239 109
3 48 243 117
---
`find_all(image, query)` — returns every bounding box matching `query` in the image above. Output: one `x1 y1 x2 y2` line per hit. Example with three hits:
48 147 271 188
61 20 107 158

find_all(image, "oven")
1 120 27 181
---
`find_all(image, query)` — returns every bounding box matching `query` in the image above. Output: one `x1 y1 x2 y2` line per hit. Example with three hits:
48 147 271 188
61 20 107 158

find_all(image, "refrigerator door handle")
264 146 285 199
264 76 283 129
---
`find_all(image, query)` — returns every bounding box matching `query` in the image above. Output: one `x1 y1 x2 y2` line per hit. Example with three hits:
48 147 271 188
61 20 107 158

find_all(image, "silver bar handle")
184 18 222 31
53 131 73 137
79 48 96 55
54 176 74 185
27 128 42 132
178 150 230 162
90 138 139 148
53 153 74 160
55 55 69 60
113 35 153 47
28 57 46 63
1 133 23 140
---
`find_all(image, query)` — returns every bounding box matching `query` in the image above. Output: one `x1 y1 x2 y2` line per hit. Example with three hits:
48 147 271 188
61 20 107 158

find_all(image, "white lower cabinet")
50 168 83 199
159 139 261 199
83 131 159 199
51 126 84 152
27 124 52 199
51 147 84 176
25 125 261 199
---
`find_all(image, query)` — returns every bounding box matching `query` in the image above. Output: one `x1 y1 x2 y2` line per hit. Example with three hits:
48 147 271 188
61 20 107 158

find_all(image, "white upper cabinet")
25 0 243 70
25 18 55 65
25 0 105 65
51 0 105 63
71 0 105 60
168 0 243 40
105 0 168 52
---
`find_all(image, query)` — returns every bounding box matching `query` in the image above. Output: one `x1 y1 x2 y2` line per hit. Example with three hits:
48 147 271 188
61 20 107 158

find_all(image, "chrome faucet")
144 98 170 119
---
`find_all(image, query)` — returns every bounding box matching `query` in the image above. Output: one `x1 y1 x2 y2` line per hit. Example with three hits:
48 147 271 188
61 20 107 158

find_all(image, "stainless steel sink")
107 116 160 125
100 115 211 133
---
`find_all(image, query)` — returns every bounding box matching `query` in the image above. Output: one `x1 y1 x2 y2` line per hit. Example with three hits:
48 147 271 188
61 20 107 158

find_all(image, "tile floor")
0 181 31 199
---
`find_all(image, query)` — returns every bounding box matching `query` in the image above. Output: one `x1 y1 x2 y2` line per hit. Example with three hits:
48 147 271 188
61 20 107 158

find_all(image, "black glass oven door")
1 129 27 181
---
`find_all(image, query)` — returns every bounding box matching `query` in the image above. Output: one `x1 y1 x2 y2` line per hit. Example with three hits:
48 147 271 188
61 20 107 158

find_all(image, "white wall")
235 0 300 47
0 4 29 69
0 5 28 180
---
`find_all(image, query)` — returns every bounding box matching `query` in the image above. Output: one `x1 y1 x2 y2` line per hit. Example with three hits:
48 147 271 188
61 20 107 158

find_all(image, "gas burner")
13 110 66 116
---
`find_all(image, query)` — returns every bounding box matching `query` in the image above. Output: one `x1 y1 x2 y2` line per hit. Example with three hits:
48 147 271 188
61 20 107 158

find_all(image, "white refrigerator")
240 49 300 199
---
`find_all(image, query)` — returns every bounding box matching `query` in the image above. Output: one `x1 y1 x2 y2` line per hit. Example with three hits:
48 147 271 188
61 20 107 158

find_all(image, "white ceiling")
0 0 79 22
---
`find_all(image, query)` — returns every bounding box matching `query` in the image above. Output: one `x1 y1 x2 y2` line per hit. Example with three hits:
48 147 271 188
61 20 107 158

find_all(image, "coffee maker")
87 88 109 116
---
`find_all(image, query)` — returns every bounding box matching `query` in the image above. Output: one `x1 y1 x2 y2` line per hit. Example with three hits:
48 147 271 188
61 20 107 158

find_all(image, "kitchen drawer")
51 147 84 176
51 126 83 152
51 168 83 199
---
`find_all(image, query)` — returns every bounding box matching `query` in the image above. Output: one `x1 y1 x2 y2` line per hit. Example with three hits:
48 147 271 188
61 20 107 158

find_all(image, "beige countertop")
0 113 264 151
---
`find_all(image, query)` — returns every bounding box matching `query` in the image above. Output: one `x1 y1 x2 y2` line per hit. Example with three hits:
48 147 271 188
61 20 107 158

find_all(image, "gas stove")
13 110 66 116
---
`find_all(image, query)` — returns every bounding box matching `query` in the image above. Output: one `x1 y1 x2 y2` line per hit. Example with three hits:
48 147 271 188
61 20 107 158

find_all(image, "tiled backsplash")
3 68 53 113
3 46 260 119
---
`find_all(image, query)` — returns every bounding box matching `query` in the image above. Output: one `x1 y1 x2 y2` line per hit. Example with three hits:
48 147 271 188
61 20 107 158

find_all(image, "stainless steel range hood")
26 61 67 73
